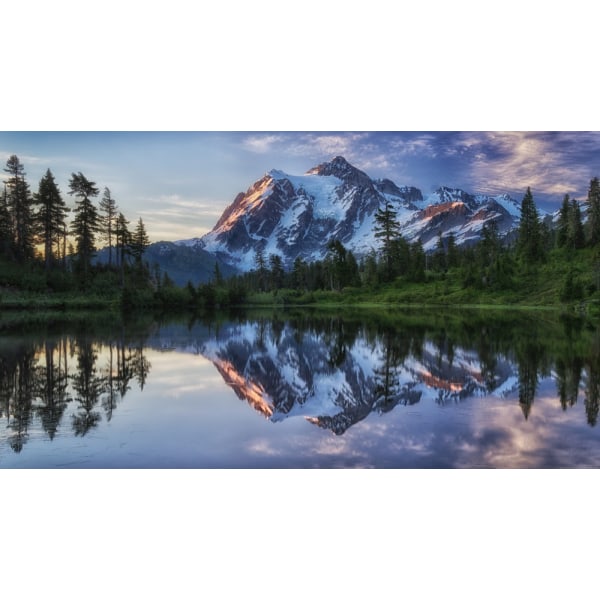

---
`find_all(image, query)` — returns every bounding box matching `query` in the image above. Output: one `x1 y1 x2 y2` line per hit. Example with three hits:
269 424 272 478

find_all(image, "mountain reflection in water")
0 310 599 467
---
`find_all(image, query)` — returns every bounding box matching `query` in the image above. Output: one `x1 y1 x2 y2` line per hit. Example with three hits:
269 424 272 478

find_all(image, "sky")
1 131 600 243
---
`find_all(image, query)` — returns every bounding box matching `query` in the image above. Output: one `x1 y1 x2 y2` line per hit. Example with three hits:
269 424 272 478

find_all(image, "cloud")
139 194 227 240
241 132 375 164
389 133 439 158
455 131 600 200
242 134 285 154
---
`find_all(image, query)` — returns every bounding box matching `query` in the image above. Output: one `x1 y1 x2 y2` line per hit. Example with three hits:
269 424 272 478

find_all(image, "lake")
1 308 599 468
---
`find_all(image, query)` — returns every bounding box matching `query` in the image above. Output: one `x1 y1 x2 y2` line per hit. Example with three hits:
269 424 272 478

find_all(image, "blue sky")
1 131 599 242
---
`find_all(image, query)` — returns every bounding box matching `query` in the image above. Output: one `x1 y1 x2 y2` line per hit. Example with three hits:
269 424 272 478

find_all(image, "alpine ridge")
178 156 531 271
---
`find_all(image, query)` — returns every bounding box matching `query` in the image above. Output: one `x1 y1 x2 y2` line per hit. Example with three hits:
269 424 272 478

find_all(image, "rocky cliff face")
178 156 529 270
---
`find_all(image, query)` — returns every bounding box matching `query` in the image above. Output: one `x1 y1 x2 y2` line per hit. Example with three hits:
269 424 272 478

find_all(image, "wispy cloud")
242 134 285 154
139 194 226 240
455 131 600 200
240 132 380 170
389 133 439 158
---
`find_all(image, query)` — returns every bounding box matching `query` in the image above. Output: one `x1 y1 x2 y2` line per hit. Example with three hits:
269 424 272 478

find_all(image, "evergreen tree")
254 245 268 291
517 187 542 263
409 240 426 282
68 172 100 279
556 194 570 248
130 217 150 264
326 240 347 290
446 232 459 268
0 185 12 257
362 250 379 287
99 187 118 266
268 253 284 290
569 197 585 250
374 201 401 282
33 169 68 271
345 251 361 287
586 177 600 246
432 231 446 272
4 155 35 261
292 257 308 291
115 212 131 267
389 235 411 277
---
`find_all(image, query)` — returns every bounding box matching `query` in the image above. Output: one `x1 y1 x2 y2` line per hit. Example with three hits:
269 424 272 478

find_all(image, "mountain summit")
180 157 526 271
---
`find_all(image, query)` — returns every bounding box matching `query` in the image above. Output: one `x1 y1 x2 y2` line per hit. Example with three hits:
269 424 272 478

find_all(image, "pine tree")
114 212 131 288
517 187 542 263
586 177 600 246
68 172 100 279
254 245 267 291
359 251 377 287
99 187 118 267
130 217 150 264
326 240 347 290
409 240 426 282
557 194 570 248
4 155 35 262
569 197 585 250
446 232 459 269
374 201 401 282
292 257 308 290
115 212 131 266
268 253 284 290
432 231 446 272
33 169 68 271
0 185 12 257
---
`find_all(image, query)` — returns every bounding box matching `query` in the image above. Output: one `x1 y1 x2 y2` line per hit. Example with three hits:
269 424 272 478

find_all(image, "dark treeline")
0 154 153 307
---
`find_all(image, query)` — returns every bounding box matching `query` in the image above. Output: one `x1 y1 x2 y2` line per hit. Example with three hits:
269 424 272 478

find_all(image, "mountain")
95 241 237 286
179 156 528 271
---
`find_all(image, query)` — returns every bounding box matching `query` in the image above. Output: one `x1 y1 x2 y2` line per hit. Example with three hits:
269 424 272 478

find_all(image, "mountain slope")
181 156 528 271
95 241 238 286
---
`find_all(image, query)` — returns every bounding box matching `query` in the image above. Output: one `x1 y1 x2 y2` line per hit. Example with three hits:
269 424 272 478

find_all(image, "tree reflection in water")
0 324 152 453
0 309 598 457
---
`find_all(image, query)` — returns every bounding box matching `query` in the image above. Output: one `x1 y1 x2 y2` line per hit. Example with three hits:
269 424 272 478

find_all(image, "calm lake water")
1 308 599 468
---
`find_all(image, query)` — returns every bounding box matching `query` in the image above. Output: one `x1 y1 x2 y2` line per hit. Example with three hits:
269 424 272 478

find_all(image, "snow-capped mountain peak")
189 156 529 271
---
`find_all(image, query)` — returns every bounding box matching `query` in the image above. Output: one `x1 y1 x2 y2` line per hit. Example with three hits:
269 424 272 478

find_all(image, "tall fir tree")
130 217 150 264
114 212 131 287
254 245 268 291
99 187 118 266
586 177 600 246
517 187 542 263
0 184 12 257
569 197 585 250
446 232 459 269
4 155 35 262
374 201 401 282
556 194 571 248
34 169 68 271
68 172 100 279
114 212 131 266
268 253 284 290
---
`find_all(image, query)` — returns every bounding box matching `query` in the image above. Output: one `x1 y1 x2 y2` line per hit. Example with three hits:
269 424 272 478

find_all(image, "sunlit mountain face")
177 156 527 272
